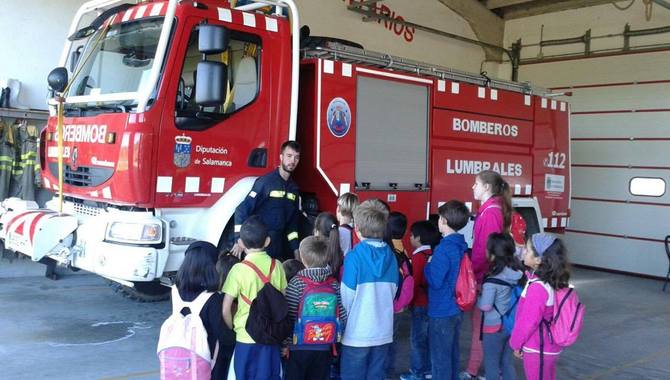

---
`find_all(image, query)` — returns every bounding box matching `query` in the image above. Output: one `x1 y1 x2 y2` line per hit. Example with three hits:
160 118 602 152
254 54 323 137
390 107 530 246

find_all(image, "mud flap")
2 209 78 261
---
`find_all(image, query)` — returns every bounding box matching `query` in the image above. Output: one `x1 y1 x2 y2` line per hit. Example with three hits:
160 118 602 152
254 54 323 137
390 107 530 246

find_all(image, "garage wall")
296 0 490 74
503 4 670 276
1 0 493 111
0 0 87 110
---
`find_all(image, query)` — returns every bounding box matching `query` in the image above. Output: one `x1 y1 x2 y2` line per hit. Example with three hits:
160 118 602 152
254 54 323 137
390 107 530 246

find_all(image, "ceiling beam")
437 0 505 60
500 0 623 19
483 0 535 10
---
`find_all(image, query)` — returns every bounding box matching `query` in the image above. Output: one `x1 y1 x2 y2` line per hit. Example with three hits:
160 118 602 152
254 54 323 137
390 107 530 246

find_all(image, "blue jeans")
410 307 431 376
341 344 391 380
429 314 462 380
482 331 516 380
384 312 402 377
233 342 281 380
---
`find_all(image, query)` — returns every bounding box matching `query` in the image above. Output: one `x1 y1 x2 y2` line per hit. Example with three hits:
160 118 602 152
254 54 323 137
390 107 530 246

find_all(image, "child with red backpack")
425 200 471 380
284 236 347 380
384 211 414 379
510 233 584 380
400 220 441 380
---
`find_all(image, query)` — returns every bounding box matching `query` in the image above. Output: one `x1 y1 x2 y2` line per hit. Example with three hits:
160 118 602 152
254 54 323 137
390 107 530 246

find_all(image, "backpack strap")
242 259 275 284
170 286 184 314
553 287 574 323
171 286 214 316
301 275 338 292
483 277 514 287
187 291 215 316
240 259 276 305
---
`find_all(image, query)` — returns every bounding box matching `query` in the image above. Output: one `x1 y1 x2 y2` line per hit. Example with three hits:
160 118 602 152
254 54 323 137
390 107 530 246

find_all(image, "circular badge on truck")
326 97 351 138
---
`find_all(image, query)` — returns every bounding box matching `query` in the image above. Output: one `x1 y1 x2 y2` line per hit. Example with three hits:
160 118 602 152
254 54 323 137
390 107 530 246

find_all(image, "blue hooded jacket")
340 239 399 347
424 233 468 318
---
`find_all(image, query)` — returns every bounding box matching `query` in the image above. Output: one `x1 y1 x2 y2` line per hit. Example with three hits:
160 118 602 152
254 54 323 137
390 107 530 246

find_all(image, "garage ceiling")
480 0 634 19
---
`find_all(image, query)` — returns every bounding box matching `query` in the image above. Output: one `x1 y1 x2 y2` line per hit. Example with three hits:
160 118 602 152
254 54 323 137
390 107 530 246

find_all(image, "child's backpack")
393 249 415 312
483 277 523 335
545 285 585 347
534 281 585 380
510 211 527 246
240 259 293 345
292 276 342 349
157 287 215 380
455 251 477 311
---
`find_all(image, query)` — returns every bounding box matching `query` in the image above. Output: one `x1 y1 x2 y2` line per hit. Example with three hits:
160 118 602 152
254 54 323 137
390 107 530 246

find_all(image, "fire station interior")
1 1 669 379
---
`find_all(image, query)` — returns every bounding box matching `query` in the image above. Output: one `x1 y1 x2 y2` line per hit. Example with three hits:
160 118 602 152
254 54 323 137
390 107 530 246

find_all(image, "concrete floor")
2 258 670 379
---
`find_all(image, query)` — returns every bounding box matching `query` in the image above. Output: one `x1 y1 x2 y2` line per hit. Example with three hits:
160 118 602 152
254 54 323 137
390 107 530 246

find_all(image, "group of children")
161 171 575 380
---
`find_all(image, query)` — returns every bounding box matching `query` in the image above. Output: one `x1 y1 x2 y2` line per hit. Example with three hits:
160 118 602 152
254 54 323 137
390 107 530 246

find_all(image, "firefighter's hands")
231 243 244 259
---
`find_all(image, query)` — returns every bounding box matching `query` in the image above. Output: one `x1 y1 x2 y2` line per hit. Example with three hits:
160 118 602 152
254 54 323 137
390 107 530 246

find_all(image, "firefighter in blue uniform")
231 141 301 260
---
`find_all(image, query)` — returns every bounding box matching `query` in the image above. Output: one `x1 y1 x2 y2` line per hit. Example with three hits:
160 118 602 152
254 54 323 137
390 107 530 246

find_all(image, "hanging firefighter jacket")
9 121 40 201
0 120 16 201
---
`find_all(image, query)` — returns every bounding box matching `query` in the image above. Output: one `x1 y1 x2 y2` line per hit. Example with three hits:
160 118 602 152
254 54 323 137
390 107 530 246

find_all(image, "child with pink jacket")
510 233 570 380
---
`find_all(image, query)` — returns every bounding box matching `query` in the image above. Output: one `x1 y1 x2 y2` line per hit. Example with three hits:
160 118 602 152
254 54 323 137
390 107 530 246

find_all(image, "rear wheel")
109 280 170 302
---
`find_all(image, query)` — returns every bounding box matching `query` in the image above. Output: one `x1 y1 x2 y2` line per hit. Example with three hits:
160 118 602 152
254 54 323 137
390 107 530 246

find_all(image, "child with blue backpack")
477 233 523 380
510 233 584 380
285 236 347 380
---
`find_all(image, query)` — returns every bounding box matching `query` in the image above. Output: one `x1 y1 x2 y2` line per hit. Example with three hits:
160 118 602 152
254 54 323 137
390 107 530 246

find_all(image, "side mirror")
198 24 230 54
195 61 227 107
47 67 69 93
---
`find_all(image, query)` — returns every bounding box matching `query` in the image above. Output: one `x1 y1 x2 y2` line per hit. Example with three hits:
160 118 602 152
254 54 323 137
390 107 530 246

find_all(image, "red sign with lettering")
433 109 532 146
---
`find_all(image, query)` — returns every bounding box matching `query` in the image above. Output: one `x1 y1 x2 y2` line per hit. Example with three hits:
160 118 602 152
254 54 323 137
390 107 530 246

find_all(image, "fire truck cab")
0 0 570 300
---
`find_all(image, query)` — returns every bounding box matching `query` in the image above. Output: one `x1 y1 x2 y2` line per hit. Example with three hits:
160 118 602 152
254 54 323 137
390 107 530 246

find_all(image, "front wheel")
109 280 170 302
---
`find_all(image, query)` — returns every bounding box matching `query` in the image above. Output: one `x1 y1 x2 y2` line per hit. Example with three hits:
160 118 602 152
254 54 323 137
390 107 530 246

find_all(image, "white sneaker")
458 372 485 380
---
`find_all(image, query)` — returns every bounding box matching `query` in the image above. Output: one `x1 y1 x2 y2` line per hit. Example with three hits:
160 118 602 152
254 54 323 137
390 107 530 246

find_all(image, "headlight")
105 221 163 244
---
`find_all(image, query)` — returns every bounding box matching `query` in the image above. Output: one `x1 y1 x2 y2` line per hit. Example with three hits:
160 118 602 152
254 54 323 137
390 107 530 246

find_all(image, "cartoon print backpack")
483 277 523 335
393 249 415 312
455 251 477 311
157 287 215 380
292 276 342 348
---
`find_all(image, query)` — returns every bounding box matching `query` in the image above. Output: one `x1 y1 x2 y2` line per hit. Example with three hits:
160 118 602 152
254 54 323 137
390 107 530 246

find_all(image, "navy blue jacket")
234 168 300 253
424 233 467 318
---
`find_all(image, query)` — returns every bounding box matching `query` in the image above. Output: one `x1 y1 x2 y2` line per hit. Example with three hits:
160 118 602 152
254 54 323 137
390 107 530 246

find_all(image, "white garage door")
519 51 670 277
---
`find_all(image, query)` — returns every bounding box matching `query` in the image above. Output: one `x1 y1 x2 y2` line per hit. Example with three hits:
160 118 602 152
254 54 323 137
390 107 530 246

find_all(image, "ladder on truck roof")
302 41 550 96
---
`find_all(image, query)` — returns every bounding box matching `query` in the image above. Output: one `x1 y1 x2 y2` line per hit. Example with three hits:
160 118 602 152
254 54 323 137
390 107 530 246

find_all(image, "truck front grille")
48 163 113 187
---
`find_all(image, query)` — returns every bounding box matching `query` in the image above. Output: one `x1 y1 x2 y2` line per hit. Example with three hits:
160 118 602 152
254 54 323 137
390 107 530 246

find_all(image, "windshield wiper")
64 104 127 116
69 3 135 41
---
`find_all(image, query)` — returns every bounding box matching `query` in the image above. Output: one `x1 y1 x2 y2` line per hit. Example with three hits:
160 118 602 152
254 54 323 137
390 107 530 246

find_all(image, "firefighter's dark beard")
281 162 295 173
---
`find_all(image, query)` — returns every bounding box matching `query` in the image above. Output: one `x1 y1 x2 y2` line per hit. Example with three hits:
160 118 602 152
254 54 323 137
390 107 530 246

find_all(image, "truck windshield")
67 17 164 102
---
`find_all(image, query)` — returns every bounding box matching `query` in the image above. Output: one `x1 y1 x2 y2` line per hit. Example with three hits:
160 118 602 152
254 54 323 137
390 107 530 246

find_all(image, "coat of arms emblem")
173 135 192 168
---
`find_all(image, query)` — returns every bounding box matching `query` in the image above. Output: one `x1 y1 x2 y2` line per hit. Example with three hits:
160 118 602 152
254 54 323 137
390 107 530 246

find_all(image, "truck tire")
109 280 170 302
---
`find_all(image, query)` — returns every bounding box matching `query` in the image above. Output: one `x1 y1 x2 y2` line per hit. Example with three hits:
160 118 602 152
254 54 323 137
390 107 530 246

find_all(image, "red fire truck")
0 0 570 300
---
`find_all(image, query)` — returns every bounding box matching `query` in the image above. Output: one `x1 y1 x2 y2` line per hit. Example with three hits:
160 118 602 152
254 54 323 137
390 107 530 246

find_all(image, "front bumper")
0 197 168 282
